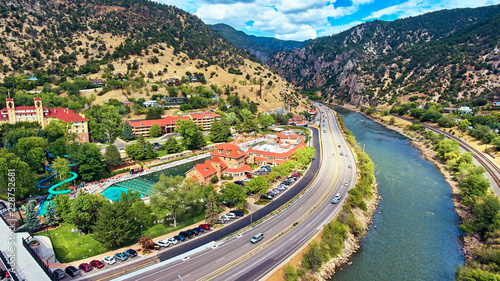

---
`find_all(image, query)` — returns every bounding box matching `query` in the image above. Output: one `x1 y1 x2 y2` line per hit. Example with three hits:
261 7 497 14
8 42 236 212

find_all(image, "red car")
246 173 253 179
79 263 92 272
199 224 211 230
90 260 105 269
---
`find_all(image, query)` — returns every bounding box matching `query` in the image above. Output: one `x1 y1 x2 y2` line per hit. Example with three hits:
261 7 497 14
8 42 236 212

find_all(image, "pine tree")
25 200 40 232
205 192 219 226
36 128 44 138
122 121 134 140
3 139 11 150
44 202 58 226
165 137 181 154
104 145 122 167
209 119 230 143
190 130 206 150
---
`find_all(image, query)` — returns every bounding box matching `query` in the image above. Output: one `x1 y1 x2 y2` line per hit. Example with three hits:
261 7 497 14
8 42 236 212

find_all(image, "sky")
156 0 500 41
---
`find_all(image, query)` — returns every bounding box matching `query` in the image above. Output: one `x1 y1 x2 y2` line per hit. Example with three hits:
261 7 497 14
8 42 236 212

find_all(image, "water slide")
36 150 78 216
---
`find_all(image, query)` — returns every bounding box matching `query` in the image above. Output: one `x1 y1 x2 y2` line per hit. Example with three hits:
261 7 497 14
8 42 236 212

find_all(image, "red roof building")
129 116 191 138
276 130 304 145
186 112 221 131
248 142 306 166
1 98 89 143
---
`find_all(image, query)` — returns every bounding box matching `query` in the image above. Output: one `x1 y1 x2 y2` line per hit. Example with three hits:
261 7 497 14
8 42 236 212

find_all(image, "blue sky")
156 0 500 41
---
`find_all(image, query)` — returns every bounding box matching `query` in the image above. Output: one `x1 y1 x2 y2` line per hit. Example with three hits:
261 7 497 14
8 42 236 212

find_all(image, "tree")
164 137 181 154
245 176 269 195
138 236 155 251
151 175 199 227
492 136 500 150
175 120 202 149
473 196 500 235
0 151 35 200
459 167 490 200
205 192 219 226
104 145 122 167
209 119 230 143
149 122 162 138
87 104 123 144
49 138 68 157
291 147 316 169
284 264 298 281
190 130 206 150
15 137 48 172
53 194 71 221
146 107 164 120
122 121 134 140
437 115 456 128
43 120 70 143
51 157 70 181
24 200 40 232
66 194 102 232
125 143 144 160
220 183 247 207
459 119 471 136
69 142 106 181
44 203 58 226
258 113 274 129
211 175 219 184
93 200 133 248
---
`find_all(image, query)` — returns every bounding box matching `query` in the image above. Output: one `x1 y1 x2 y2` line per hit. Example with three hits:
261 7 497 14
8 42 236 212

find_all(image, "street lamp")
140 225 143 237
250 203 253 225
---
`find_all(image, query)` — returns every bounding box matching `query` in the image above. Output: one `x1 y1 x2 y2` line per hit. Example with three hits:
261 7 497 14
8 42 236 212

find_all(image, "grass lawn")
36 223 108 263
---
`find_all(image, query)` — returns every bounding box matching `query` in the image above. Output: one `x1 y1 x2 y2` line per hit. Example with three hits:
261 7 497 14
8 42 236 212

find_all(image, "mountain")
209 23 310 62
267 5 500 107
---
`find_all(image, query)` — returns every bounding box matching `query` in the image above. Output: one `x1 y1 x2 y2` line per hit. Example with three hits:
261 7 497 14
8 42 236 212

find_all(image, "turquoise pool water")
101 186 130 201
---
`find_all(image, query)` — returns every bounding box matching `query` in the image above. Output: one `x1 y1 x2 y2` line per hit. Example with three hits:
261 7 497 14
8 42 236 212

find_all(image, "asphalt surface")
76 104 355 281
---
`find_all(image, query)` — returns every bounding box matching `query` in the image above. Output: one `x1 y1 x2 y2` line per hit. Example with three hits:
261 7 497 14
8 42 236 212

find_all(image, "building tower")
34 97 45 128
6 98 16 124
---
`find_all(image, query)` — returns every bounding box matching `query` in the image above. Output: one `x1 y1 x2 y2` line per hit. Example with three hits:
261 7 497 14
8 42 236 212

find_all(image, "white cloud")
363 0 422 20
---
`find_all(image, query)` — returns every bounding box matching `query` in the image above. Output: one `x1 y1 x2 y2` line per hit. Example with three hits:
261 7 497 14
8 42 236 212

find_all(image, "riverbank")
343 106 477 264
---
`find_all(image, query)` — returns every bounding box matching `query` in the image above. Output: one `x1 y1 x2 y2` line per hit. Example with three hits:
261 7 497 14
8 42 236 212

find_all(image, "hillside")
267 4 500 107
209 23 310 62
0 0 308 115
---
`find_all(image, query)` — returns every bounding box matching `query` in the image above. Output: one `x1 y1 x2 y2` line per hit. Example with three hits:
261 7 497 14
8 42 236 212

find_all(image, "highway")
79 104 356 281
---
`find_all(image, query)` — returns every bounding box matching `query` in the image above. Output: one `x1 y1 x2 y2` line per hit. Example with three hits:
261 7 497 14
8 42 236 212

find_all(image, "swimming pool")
101 186 130 201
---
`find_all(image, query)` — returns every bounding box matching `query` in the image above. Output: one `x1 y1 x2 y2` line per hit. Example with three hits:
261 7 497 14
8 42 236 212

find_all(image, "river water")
332 108 464 281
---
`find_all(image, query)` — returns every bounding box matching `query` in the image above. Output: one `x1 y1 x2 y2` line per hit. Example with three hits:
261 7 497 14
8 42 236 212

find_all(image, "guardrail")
0 250 20 281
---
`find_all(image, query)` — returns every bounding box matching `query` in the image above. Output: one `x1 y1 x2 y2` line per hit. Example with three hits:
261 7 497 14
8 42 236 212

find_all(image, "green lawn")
36 206 222 263
36 223 108 263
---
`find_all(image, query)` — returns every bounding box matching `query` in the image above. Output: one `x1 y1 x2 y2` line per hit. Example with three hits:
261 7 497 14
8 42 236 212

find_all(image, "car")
190 228 200 235
292 173 300 178
324 129 326 133
53 269 65 279
332 153 335 157
90 260 105 269
194 226 204 233
102 256 116 265
267 192 275 198
149 244 161 251
331 198 339 204
338 145 341 148
246 173 253 179
260 195 272 200
344 181 349 186
168 237 179 245
340 152 344 156
346 153 349 157
250 233 264 244
174 235 185 241
79 263 92 272
65 266 80 277
124 249 137 258
225 212 236 219
277 186 286 191
348 164 352 169
230 210 244 216
199 224 211 230
180 231 194 238
335 193 342 199
242 177 251 182
114 252 128 261
219 216 229 222
156 239 170 247
234 181 244 186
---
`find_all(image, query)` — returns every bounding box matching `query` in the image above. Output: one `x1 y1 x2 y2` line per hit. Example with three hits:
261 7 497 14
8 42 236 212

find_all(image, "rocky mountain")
267 5 500 107
210 23 309 62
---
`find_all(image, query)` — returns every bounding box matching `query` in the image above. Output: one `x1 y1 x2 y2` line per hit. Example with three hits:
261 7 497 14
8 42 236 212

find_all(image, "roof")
193 160 217 178
277 131 301 139
188 112 220 120
47 108 88 122
210 156 228 169
248 142 306 159
129 116 191 128
225 164 252 173
212 143 247 159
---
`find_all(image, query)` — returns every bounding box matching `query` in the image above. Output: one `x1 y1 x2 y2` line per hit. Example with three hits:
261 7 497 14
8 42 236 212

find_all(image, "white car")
167 238 178 245
102 256 116 265
348 164 352 168
344 181 349 186
225 213 236 219
345 153 349 157
156 239 170 247
335 193 342 199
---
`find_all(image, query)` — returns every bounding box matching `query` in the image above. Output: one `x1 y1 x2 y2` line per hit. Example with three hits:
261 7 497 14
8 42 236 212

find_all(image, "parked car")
156 239 170 247
219 216 229 223
250 233 264 244
102 256 116 265
224 212 236 219
260 195 272 200
174 235 185 242
90 260 105 269
149 244 161 251
229 210 244 216
234 181 244 186
199 224 211 230
124 249 137 258
246 173 253 179
180 231 194 239
190 228 200 235
52 269 65 279
114 252 128 261
168 237 179 244
65 266 80 277
194 226 204 233
79 263 92 272
242 177 251 182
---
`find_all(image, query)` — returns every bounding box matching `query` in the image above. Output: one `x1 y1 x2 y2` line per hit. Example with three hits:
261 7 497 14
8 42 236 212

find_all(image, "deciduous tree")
104 145 122 167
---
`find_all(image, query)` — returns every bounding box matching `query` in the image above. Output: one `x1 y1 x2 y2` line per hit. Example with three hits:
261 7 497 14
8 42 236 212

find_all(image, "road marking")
216 257 224 263
96 259 159 281
289 235 296 241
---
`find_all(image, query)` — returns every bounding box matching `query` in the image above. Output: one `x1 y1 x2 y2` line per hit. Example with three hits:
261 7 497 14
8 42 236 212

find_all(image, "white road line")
216 257 224 263
289 235 296 241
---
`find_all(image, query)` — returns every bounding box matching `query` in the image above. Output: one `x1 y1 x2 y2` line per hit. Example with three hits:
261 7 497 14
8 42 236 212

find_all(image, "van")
250 233 264 244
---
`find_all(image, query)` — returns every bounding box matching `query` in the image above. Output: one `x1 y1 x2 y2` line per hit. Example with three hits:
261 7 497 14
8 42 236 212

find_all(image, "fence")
21 233 58 281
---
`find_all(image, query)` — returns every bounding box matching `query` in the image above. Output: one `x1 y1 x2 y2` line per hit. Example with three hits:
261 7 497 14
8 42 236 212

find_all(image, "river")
332 108 464 281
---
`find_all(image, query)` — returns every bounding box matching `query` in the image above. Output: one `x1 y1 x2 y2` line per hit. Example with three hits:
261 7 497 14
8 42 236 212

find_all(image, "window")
83 136 86 140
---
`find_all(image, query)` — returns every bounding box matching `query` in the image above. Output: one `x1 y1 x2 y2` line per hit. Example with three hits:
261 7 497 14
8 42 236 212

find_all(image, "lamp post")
250 203 253 225
140 225 143 237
